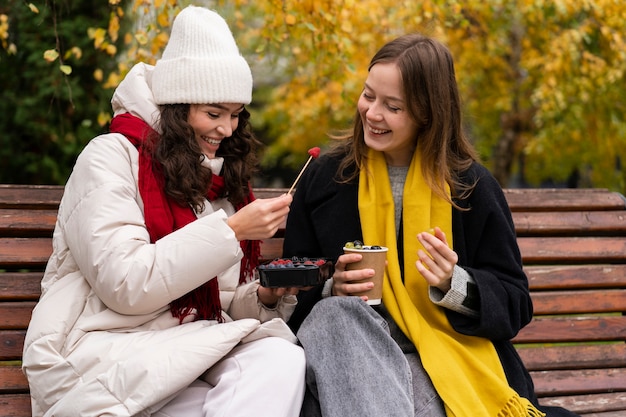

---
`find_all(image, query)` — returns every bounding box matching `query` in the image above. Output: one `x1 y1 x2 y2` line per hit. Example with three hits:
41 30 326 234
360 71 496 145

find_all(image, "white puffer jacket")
22 63 297 417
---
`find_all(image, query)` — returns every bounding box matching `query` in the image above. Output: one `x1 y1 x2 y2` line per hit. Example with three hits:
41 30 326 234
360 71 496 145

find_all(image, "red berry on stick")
288 147 320 195
308 147 320 158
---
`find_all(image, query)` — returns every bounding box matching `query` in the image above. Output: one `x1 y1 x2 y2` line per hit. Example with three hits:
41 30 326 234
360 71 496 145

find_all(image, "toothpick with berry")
287 147 320 195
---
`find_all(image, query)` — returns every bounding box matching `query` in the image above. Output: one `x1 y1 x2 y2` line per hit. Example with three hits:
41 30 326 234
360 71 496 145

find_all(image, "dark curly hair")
147 104 262 212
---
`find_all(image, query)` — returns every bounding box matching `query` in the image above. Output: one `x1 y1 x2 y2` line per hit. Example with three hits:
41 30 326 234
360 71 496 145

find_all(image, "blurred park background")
1 0 624 193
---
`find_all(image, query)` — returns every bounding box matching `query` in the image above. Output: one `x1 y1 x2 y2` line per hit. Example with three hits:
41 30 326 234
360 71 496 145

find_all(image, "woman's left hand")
257 285 299 308
415 227 458 293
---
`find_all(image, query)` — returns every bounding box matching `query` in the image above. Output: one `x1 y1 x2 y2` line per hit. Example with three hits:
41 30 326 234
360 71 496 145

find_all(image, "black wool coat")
283 152 578 417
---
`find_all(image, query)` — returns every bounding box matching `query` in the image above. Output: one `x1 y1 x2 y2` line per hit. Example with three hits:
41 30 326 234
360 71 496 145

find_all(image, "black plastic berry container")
257 257 334 288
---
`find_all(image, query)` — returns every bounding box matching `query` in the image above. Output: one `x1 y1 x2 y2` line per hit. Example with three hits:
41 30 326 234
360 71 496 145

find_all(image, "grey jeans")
297 297 446 417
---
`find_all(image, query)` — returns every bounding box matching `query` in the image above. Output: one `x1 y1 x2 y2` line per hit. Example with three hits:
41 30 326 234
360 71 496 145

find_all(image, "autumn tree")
2 0 625 192
238 0 626 191
447 0 626 189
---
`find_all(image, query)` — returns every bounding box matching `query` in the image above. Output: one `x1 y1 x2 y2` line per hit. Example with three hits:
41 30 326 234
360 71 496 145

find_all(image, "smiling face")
187 103 244 159
357 62 419 167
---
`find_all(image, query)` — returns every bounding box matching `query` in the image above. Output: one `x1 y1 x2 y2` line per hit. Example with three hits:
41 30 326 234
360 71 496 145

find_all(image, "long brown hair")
331 33 479 203
150 104 262 211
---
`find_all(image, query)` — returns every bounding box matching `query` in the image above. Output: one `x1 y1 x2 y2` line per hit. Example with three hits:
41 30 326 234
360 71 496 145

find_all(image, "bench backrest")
503 189 626 413
1 185 625 416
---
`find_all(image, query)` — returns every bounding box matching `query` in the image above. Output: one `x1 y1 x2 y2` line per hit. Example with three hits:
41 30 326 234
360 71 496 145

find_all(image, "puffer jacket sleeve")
57 134 243 316
226 280 297 322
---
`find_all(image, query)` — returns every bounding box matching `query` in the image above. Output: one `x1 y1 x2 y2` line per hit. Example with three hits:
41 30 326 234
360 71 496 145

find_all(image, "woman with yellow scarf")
283 34 578 417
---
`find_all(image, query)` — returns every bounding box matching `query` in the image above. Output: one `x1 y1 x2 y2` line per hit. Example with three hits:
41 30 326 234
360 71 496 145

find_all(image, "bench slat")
512 211 626 236
0 238 52 268
530 367 626 396
0 365 28 392
0 393 31 417
504 188 626 212
2 186 625 212
518 237 626 263
0 273 43 301
524 265 626 290
516 344 626 371
530 289 626 314
0 185 64 210
514 316 626 343
539 392 626 415
260 238 284 261
0 210 57 237
0 302 36 330
0 330 26 361
251 188 288 199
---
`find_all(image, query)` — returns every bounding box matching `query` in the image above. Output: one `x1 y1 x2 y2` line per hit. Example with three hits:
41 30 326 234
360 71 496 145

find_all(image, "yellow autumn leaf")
157 12 170 27
97 111 112 127
71 46 82 59
43 49 59 62
285 14 297 25
135 32 148 45
59 64 72 75
93 68 103 82
28 3 39 13
108 15 120 42
0 17 8 49
153 32 169 54
103 72 121 89
89 27 107 49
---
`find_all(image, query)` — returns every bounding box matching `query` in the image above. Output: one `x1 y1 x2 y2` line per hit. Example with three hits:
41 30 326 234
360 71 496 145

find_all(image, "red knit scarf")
109 112 260 323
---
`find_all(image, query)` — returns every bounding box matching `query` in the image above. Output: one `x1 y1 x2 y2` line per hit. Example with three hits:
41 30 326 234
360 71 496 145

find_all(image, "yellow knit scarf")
358 149 544 417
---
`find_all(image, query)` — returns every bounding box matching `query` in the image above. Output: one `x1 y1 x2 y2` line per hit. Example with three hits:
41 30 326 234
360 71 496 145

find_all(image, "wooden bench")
1 184 625 416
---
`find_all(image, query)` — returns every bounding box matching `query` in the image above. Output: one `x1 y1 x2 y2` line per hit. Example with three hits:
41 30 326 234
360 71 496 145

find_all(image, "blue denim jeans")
297 297 446 417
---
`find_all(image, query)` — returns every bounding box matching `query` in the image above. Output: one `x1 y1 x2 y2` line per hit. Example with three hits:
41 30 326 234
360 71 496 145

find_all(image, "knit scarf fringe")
497 395 545 417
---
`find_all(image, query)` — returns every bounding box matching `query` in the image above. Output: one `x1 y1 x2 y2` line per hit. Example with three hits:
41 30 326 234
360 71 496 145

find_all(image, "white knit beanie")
152 6 252 105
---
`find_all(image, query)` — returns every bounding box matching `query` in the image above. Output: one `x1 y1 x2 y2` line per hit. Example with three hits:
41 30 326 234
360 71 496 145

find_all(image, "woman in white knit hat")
22 5 305 417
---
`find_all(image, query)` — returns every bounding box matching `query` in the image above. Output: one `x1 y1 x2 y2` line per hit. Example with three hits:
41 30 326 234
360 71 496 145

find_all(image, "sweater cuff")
429 266 479 318
321 277 334 298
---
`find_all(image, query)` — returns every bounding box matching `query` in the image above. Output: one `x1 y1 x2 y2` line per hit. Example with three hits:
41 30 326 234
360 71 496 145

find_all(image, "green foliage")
0 1 125 184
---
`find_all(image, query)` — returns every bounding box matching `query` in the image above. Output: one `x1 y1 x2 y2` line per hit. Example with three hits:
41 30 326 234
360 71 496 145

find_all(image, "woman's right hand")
227 193 292 241
331 253 376 301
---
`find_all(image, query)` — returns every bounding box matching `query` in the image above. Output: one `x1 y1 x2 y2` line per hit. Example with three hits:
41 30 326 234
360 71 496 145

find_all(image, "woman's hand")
416 227 458 292
331 253 376 302
257 285 299 308
227 193 292 241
